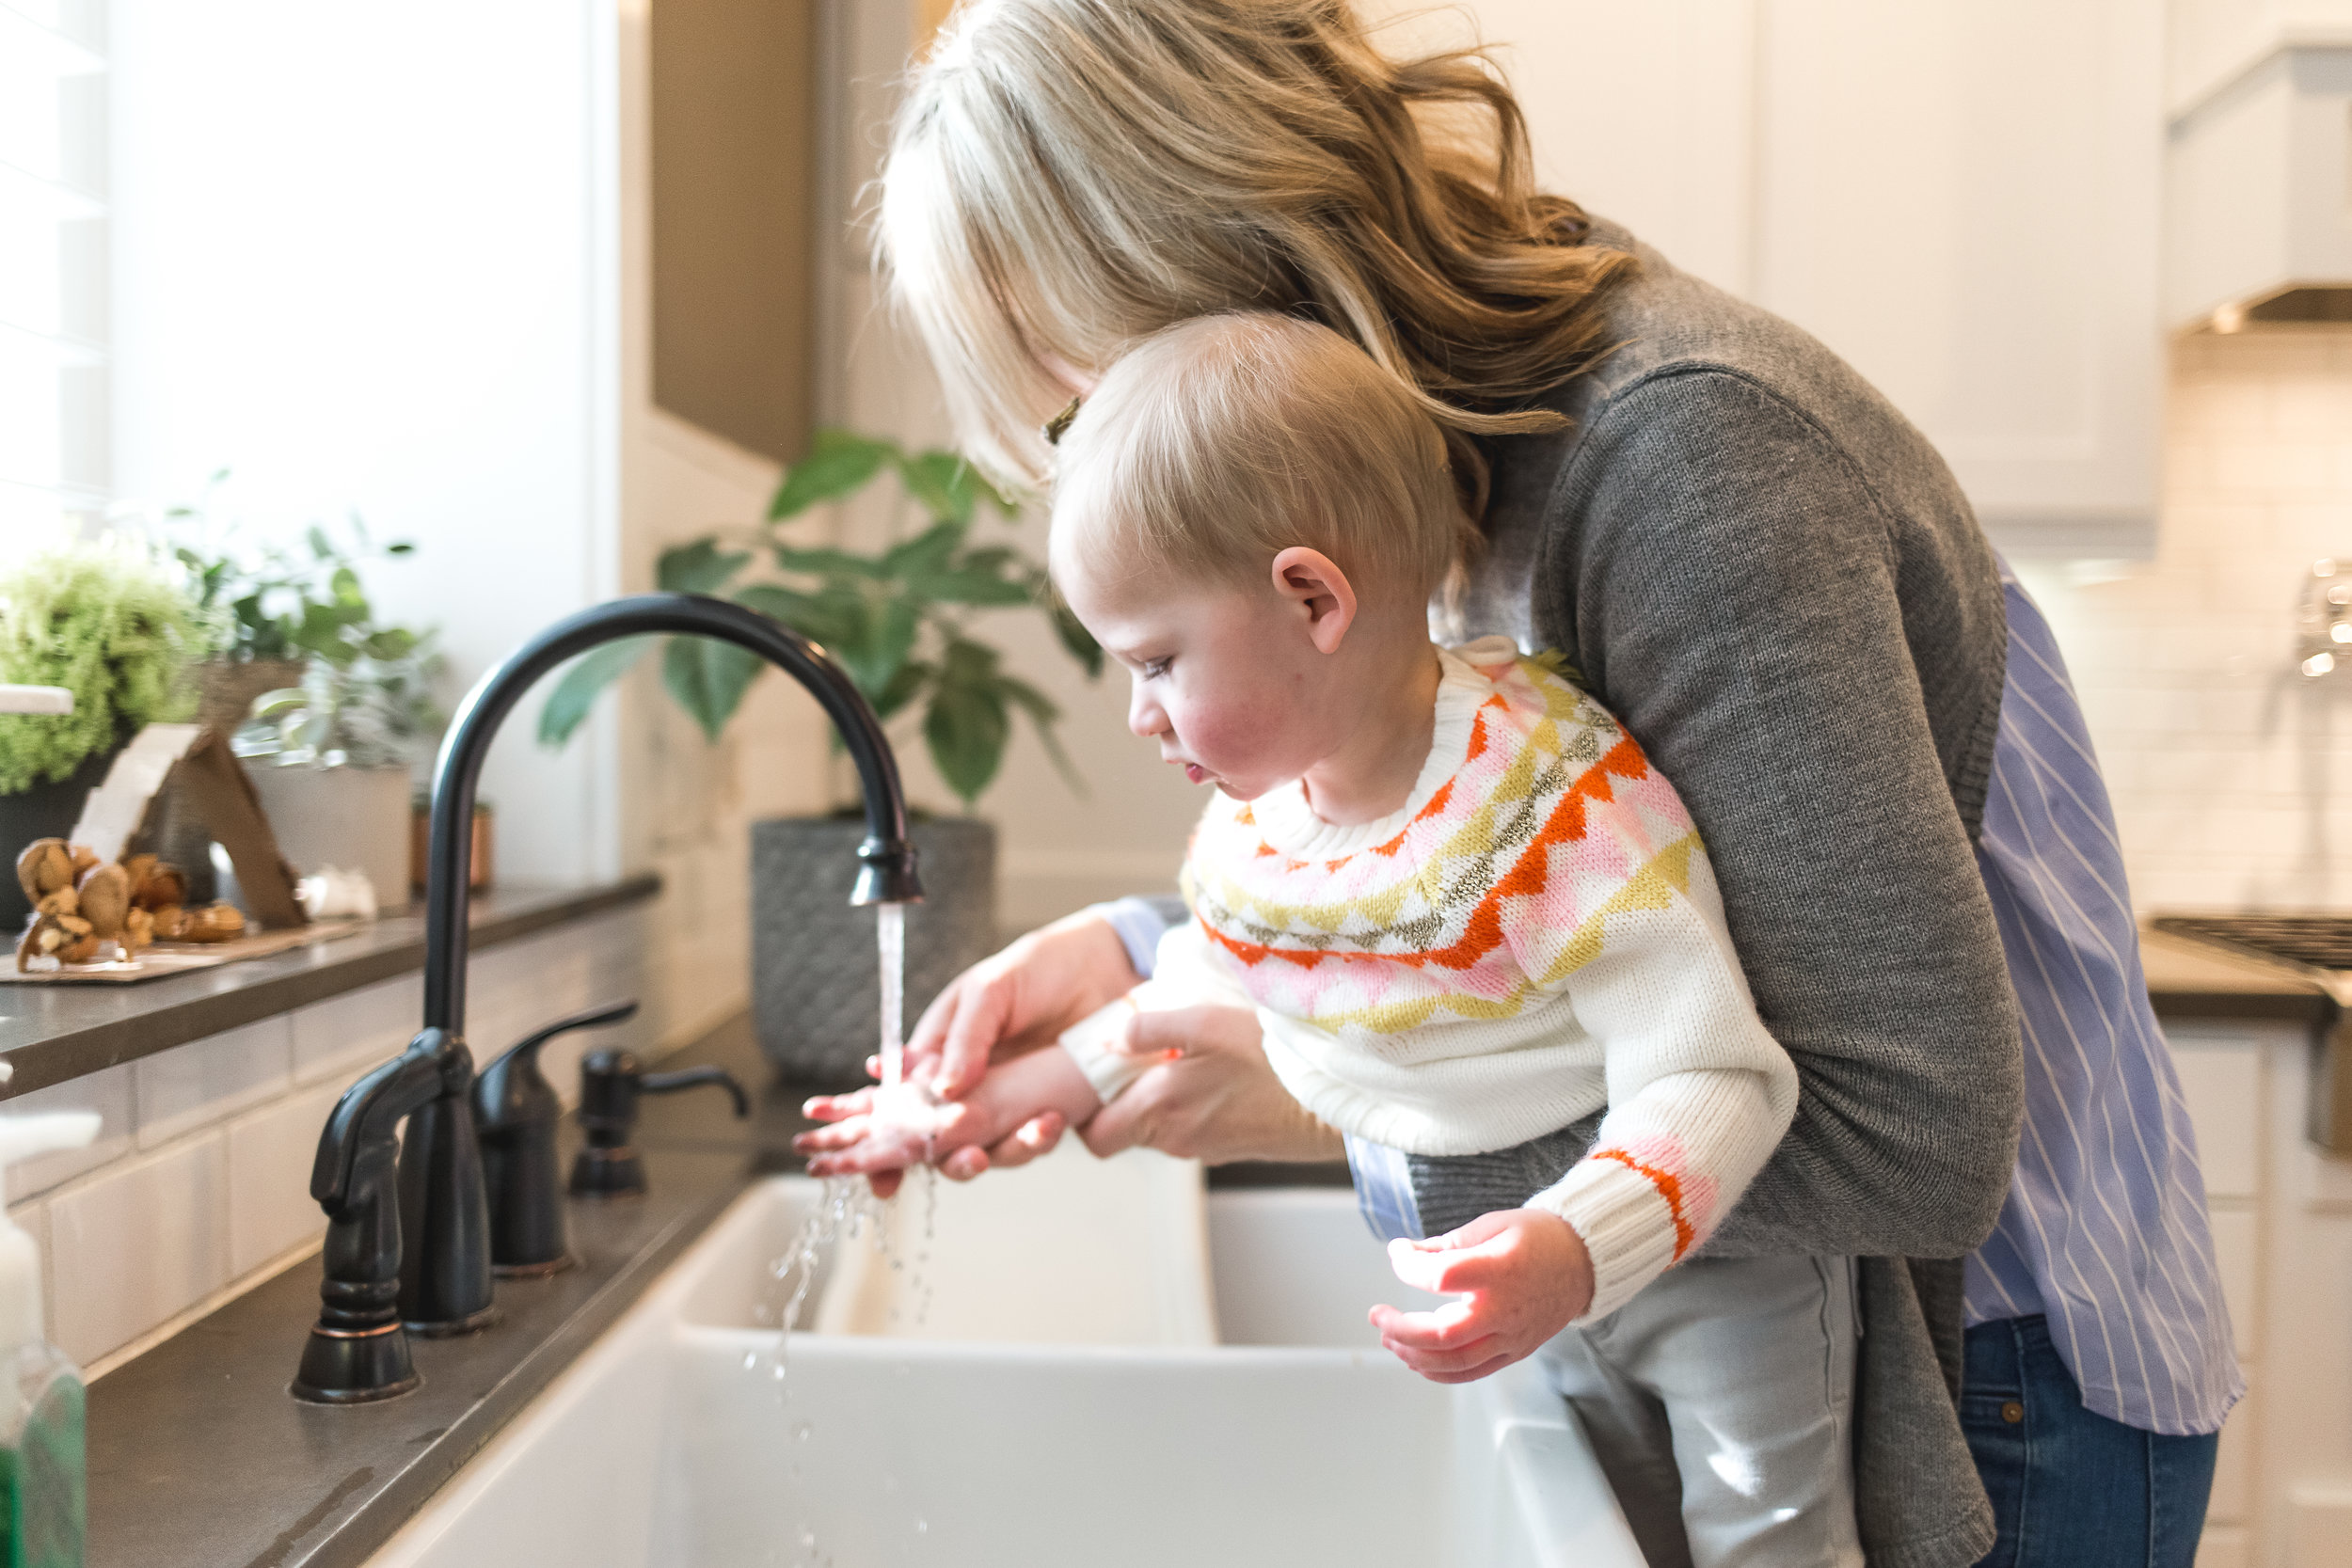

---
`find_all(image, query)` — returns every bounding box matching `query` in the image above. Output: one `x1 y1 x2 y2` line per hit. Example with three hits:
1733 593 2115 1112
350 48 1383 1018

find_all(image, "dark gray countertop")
2141 925 2338 1028
0 877 660 1101
87 1009 811 1568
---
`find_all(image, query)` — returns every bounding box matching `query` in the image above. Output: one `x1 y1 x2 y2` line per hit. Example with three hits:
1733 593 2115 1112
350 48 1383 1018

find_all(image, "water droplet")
742 1351 757 1370
914 1516 929 1534
796 1422 813 1442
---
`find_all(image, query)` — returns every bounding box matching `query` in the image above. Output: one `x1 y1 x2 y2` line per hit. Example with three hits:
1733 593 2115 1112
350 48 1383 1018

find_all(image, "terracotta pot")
409 801 492 894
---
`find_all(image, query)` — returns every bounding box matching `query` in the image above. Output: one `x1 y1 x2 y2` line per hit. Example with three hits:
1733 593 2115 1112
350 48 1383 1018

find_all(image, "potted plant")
0 539 204 928
167 483 421 736
233 567 445 917
541 429 1101 1084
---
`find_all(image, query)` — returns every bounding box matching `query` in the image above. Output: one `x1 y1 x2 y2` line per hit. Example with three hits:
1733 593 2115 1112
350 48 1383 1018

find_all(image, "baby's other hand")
1368 1209 1594 1385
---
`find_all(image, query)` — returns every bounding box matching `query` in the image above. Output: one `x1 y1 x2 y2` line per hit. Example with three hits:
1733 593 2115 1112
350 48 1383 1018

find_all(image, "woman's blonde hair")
878 0 1635 514
1050 312 1476 601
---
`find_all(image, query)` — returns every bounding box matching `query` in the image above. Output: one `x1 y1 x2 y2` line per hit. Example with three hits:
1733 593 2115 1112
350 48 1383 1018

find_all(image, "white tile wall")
291 972 423 1087
50 1134 229 1367
4 905 653 1376
224 1081 344 1279
1 1065 133 1202
134 1017 293 1149
2016 333 2352 911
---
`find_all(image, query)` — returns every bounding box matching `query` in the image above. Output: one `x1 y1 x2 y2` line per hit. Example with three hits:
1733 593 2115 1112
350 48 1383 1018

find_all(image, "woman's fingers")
937 1145 991 1181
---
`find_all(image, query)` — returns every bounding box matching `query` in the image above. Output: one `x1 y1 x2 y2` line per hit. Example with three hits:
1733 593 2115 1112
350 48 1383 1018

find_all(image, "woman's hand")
802 912 1139 1196
1078 1005 1343 1165
904 912 1142 1098
1369 1210 1595 1384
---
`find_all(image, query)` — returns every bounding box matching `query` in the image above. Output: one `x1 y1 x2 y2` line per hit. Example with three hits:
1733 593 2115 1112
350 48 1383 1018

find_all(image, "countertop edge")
0 875 661 1100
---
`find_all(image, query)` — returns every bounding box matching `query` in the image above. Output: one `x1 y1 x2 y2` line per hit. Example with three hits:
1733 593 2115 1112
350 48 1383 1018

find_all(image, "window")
0 0 106 541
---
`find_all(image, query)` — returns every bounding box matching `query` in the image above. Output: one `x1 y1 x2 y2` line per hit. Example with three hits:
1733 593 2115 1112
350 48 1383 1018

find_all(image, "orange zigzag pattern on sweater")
1592 1146 1697 1260
1200 731 1652 974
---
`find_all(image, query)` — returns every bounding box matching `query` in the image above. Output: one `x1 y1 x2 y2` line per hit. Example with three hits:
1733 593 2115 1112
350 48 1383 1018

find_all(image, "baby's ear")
1268 546 1358 653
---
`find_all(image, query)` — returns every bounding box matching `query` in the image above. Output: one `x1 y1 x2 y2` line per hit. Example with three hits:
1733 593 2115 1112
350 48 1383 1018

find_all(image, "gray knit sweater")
1422 221 2024 1568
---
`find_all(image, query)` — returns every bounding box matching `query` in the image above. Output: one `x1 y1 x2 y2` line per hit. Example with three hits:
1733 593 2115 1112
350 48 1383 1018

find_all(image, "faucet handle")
474 1000 640 1275
569 1049 749 1198
293 1035 448 1403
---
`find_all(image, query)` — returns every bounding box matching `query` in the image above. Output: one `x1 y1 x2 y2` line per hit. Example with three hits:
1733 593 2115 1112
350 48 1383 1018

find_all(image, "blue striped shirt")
1963 563 2241 1435
1099 563 2243 1436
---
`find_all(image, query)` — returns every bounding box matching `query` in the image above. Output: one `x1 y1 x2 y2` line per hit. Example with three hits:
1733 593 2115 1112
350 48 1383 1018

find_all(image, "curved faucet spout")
421 592 924 1035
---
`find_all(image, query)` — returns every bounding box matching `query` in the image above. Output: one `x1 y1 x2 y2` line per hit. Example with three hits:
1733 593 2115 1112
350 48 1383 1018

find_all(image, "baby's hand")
1368 1209 1595 1385
793 1081 978 1178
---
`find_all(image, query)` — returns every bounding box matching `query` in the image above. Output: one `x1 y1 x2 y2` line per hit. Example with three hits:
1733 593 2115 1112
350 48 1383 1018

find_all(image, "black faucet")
292 593 923 1403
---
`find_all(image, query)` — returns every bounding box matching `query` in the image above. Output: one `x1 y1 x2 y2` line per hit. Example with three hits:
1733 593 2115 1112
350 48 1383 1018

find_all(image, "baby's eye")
1142 657 1171 680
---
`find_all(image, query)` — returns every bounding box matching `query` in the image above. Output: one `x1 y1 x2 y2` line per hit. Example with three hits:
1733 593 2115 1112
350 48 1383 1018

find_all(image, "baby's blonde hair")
877 0 1633 513
1049 313 1476 604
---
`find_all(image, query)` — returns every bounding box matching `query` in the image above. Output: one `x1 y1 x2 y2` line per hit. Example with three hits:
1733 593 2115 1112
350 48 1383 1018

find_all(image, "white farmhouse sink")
363 1166 1646 1568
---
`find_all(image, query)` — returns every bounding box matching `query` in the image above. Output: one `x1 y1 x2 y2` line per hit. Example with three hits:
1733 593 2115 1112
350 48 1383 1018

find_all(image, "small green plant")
169 483 422 669
242 637 448 769
0 539 204 794
538 430 1102 805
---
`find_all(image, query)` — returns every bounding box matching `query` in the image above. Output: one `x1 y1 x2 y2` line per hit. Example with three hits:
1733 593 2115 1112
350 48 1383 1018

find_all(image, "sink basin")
360 1168 1645 1568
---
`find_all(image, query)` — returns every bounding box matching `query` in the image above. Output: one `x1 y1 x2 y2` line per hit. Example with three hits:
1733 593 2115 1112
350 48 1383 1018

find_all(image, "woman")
826 4 2239 1563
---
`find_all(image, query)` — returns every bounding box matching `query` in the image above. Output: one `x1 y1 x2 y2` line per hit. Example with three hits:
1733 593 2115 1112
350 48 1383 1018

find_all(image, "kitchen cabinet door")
1750 0 2164 551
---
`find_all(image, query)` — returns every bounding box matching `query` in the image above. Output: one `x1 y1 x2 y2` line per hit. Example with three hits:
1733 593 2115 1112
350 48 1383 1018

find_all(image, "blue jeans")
1963 1316 2218 1568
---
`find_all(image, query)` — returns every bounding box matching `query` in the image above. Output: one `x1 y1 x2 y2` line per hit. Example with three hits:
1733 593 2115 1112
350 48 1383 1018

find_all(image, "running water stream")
877 900 906 1090
764 899 928 1563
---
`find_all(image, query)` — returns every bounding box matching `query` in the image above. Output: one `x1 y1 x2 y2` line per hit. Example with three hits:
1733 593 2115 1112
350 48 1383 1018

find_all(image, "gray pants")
1539 1254 1863 1568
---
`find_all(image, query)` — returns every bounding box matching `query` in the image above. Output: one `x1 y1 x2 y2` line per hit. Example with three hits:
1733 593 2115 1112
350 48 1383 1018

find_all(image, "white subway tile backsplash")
293 973 422 1087
135 1018 294 1150
1 1066 133 1202
8 1200 50 1351
2020 333 2352 912
225 1081 343 1279
50 1133 229 1366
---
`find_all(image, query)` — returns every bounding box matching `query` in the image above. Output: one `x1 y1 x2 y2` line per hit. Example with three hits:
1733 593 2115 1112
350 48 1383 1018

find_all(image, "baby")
797 313 1857 1566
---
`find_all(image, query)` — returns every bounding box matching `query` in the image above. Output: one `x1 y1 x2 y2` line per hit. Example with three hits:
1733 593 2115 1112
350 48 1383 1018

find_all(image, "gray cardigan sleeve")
1535 366 2022 1259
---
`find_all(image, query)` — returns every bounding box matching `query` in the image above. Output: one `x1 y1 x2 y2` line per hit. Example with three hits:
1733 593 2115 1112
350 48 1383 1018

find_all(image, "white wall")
2019 332 2352 912
108 0 626 893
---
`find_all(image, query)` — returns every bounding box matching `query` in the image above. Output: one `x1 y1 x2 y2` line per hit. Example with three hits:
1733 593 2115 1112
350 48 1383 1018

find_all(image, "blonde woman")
808 4 2240 1564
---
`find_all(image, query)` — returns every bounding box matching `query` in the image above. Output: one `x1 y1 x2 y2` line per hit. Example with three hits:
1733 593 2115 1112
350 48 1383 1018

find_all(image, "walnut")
150 904 191 941
126 859 187 911
74 863 129 938
68 844 98 879
120 906 153 954
34 888 76 920
15 840 72 905
183 903 246 942
15 912 69 971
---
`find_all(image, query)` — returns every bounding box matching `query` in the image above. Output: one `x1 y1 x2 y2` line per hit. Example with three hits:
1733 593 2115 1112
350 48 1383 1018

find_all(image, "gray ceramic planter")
750 816 996 1086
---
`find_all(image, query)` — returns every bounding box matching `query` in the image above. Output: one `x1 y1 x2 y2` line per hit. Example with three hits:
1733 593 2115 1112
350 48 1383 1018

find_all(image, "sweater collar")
1247 638 1518 860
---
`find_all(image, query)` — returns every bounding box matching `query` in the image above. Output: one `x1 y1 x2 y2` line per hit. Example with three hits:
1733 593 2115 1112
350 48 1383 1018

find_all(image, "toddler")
796 313 1858 1567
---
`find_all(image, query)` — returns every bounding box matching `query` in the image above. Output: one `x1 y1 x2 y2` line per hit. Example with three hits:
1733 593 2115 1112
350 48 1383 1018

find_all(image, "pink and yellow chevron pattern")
1184 649 1705 1040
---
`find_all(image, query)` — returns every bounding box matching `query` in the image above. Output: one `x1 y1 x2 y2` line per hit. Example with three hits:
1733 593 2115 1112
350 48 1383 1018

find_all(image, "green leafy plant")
0 539 204 794
538 430 1102 806
169 487 421 669
240 636 448 770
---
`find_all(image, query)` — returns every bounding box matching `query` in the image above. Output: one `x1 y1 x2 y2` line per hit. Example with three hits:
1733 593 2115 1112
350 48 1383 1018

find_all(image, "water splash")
877 900 907 1090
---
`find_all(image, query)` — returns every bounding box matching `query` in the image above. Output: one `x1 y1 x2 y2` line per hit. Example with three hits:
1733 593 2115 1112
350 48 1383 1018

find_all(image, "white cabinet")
1370 0 2165 555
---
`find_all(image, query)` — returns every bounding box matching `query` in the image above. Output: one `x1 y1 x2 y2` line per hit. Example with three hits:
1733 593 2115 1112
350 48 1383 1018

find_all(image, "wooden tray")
2 917 367 984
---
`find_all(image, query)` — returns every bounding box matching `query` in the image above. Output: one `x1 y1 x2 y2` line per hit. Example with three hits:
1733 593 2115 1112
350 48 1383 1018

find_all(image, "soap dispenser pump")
0 1112 100 1568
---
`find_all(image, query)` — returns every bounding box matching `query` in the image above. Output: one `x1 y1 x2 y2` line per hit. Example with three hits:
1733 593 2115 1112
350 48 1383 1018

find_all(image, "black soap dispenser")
473 1000 640 1275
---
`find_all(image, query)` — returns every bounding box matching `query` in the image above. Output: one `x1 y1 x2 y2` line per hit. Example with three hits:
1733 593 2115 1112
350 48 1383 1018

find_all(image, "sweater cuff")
1530 1153 1688 1323
1057 994 1149 1102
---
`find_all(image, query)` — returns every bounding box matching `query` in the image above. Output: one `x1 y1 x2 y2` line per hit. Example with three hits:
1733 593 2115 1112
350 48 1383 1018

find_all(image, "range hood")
2168 46 2352 333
